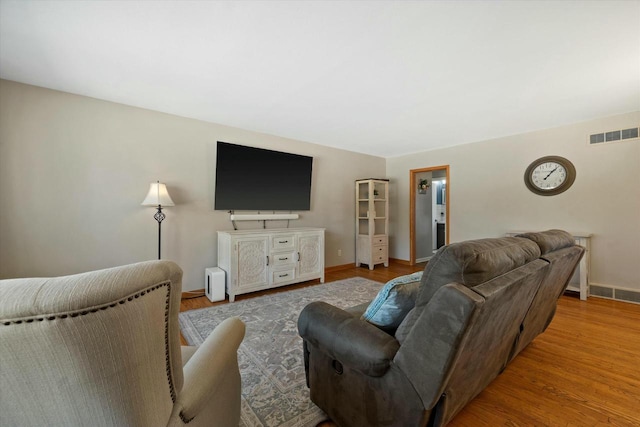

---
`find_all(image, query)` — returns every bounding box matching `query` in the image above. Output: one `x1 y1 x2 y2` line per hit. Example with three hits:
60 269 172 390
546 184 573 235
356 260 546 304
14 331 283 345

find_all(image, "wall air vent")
589 126 639 145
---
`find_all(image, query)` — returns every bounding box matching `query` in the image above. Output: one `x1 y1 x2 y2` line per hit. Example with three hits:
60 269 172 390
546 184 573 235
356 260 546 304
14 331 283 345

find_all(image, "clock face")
524 156 576 196
530 161 567 190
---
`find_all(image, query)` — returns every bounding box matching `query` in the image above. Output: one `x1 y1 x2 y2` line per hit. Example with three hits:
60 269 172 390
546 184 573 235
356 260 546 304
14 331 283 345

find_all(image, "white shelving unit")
355 179 389 270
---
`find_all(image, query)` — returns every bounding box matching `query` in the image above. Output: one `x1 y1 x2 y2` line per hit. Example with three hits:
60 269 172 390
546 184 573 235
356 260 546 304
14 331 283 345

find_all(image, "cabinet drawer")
373 236 387 245
271 235 296 251
272 268 295 284
373 245 387 261
270 251 296 267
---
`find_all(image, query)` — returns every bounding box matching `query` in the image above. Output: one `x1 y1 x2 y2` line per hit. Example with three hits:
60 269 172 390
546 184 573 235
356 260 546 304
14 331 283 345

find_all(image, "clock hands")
543 166 559 180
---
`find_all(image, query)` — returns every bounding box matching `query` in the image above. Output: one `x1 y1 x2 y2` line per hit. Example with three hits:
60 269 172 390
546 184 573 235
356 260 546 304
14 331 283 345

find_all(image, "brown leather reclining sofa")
298 230 584 426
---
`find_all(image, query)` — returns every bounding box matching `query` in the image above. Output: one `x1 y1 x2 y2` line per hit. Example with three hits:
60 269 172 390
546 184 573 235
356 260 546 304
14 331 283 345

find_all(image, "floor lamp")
142 181 175 260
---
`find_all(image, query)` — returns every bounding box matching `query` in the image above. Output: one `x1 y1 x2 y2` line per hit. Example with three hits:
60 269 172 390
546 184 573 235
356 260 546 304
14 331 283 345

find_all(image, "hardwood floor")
180 261 640 426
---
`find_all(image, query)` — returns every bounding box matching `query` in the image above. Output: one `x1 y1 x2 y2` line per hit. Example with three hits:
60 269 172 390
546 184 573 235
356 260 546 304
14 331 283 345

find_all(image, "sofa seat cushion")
361 271 423 332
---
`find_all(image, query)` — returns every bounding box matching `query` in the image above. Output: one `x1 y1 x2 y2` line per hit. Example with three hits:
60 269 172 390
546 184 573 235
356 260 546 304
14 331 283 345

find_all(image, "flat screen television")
214 141 313 211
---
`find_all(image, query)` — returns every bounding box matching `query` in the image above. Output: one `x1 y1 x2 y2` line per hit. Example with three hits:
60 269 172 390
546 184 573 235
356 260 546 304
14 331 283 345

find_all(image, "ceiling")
1 1 639 158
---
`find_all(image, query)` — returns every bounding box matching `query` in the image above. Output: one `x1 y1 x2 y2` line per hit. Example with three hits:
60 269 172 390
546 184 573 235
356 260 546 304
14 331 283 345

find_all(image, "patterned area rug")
178 277 383 427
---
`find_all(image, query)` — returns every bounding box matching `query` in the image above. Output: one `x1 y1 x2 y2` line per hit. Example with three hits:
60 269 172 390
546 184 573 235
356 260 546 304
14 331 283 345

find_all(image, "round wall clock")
524 155 576 196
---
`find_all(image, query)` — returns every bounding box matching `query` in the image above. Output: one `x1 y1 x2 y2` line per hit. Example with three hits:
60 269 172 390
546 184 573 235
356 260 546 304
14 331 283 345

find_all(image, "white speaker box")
205 267 225 302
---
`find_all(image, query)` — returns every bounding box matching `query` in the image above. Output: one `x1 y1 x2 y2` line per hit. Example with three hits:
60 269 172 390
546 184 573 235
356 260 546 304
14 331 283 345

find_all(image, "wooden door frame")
410 165 450 265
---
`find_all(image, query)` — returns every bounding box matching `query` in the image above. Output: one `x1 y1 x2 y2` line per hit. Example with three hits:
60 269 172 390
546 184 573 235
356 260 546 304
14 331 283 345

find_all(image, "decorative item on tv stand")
355 178 389 270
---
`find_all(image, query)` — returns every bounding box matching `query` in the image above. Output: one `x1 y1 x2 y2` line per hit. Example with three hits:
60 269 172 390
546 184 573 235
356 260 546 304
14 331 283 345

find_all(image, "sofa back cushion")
516 229 575 255
417 236 540 307
396 236 540 343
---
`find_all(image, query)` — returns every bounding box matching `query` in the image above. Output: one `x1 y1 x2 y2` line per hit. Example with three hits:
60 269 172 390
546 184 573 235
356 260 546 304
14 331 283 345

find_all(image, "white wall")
387 111 640 291
3 80 638 292
0 80 385 290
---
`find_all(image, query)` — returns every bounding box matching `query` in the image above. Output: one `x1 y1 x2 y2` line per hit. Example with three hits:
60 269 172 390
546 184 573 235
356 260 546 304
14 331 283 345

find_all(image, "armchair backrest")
0 261 184 426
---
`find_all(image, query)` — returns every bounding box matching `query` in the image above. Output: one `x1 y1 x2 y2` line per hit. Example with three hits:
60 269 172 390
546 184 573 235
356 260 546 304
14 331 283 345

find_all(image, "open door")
409 165 450 265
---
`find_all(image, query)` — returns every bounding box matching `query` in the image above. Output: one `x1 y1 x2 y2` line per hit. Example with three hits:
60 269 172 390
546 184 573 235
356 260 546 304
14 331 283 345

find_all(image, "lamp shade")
141 181 175 207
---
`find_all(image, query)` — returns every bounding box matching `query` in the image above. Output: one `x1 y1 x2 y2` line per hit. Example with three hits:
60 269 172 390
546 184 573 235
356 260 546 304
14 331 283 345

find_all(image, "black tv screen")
214 141 313 211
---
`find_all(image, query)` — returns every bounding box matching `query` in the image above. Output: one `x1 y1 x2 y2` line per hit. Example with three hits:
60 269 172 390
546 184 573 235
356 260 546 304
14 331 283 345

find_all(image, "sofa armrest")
173 317 245 423
298 301 400 377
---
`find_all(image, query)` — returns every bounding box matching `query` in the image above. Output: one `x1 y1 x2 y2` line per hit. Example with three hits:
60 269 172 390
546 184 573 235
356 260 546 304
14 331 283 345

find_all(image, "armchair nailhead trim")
164 283 178 405
1 282 169 325
1 281 179 413
179 411 194 423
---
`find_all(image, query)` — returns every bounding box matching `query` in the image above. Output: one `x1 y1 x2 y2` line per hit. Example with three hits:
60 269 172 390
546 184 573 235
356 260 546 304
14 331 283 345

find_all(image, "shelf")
356 178 389 270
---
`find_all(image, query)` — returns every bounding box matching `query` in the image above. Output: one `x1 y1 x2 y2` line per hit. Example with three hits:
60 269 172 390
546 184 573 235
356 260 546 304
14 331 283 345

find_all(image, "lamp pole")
153 205 166 260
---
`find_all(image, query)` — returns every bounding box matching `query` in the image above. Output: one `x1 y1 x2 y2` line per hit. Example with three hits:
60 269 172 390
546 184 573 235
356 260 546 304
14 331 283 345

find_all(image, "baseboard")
328 259 414 270
589 283 640 305
389 258 411 266
325 263 353 273
182 289 205 299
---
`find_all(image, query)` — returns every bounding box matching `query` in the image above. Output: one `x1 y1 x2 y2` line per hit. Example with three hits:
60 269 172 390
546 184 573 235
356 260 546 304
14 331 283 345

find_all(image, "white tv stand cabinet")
217 228 325 302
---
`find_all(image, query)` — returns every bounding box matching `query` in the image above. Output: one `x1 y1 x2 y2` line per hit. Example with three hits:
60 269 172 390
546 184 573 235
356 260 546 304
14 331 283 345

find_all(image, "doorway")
410 165 450 265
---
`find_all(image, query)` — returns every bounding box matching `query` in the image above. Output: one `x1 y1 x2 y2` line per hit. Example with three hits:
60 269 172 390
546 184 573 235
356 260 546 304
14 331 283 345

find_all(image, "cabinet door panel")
237 237 269 288
298 233 322 279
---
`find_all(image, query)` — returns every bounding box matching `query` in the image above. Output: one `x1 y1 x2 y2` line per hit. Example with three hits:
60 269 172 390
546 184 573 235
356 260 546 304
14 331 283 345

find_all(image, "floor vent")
590 284 640 305
589 126 639 145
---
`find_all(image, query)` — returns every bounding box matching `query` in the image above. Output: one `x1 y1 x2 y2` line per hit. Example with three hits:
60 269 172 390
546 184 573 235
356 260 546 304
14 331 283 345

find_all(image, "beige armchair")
0 260 245 427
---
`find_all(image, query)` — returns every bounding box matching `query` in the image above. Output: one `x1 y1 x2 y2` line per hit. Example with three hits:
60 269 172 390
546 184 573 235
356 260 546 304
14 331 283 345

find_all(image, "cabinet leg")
229 294 235 302
369 264 374 271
